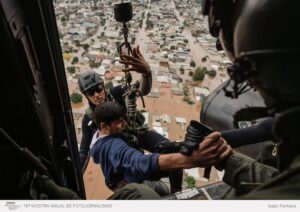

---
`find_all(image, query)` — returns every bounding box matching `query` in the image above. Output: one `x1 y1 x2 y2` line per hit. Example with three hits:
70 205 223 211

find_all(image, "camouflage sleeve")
222 152 279 190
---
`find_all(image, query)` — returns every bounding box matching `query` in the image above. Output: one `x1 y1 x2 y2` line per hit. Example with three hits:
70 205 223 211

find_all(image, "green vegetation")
100 19 106 26
71 57 79 65
67 66 76 74
207 69 217 77
193 67 207 81
70 92 83 104
182 96 194 105
190 60 196 67
179 66 185 75
188 70 194 77
184 176 196 189
200 94 207 104
183 85 189 96
83 43 90 52
74 40 80 47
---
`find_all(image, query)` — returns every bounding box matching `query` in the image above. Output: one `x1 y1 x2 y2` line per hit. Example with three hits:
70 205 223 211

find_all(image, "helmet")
78 71 104 94
202 0 239 61
203 0 300 111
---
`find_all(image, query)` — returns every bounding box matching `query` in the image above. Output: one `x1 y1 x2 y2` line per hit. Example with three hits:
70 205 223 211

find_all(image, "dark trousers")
138 130 183 193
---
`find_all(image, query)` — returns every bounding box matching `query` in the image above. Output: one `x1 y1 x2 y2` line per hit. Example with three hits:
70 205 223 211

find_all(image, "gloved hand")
34 175 81 199
179 120 213 156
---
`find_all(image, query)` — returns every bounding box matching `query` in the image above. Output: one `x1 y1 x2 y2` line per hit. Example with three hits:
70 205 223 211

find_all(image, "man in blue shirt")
90 102 232 195
78 46 183 193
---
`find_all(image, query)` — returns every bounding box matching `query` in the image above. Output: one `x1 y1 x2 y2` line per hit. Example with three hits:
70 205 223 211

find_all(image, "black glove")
179 120 213 156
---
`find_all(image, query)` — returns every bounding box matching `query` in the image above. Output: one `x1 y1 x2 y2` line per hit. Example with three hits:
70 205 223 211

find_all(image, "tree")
188 71 194 77
67 66 76 74
184 39 188 44
179 66 185 75
183 85 189 96
207 69 217 77
183 96 190 102
184 176 196 189
83 44 90 52
170 45 176 50
190 60 196 67
74 40 80 47
201 56 207 63
193 67 206 81
101 32 105 37
71 57 79 65
70 92 83 104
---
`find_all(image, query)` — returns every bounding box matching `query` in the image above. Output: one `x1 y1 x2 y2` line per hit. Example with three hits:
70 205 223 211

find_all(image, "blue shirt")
89 135 163 188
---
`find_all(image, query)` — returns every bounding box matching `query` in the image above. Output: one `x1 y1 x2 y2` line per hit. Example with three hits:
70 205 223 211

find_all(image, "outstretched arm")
218 152 278 193
221 117 274 148
119 45 152 95
158 132 232 170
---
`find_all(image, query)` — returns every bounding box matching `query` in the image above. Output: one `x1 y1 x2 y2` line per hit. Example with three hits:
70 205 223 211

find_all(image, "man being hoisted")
78 47 183 194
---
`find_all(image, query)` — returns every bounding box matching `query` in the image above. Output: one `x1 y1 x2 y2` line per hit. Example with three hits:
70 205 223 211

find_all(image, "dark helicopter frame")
0 0 85 199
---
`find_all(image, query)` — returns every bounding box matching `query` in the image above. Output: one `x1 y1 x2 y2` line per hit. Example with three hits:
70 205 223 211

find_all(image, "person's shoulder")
82 113 90 121
82 114 92 128
106 136 129 148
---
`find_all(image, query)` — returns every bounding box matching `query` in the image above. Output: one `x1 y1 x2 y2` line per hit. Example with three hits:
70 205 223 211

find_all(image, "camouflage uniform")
223 107 300 199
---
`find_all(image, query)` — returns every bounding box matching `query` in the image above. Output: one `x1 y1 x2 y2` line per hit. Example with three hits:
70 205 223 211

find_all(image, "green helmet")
78 71 104 94
203 0 300 111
